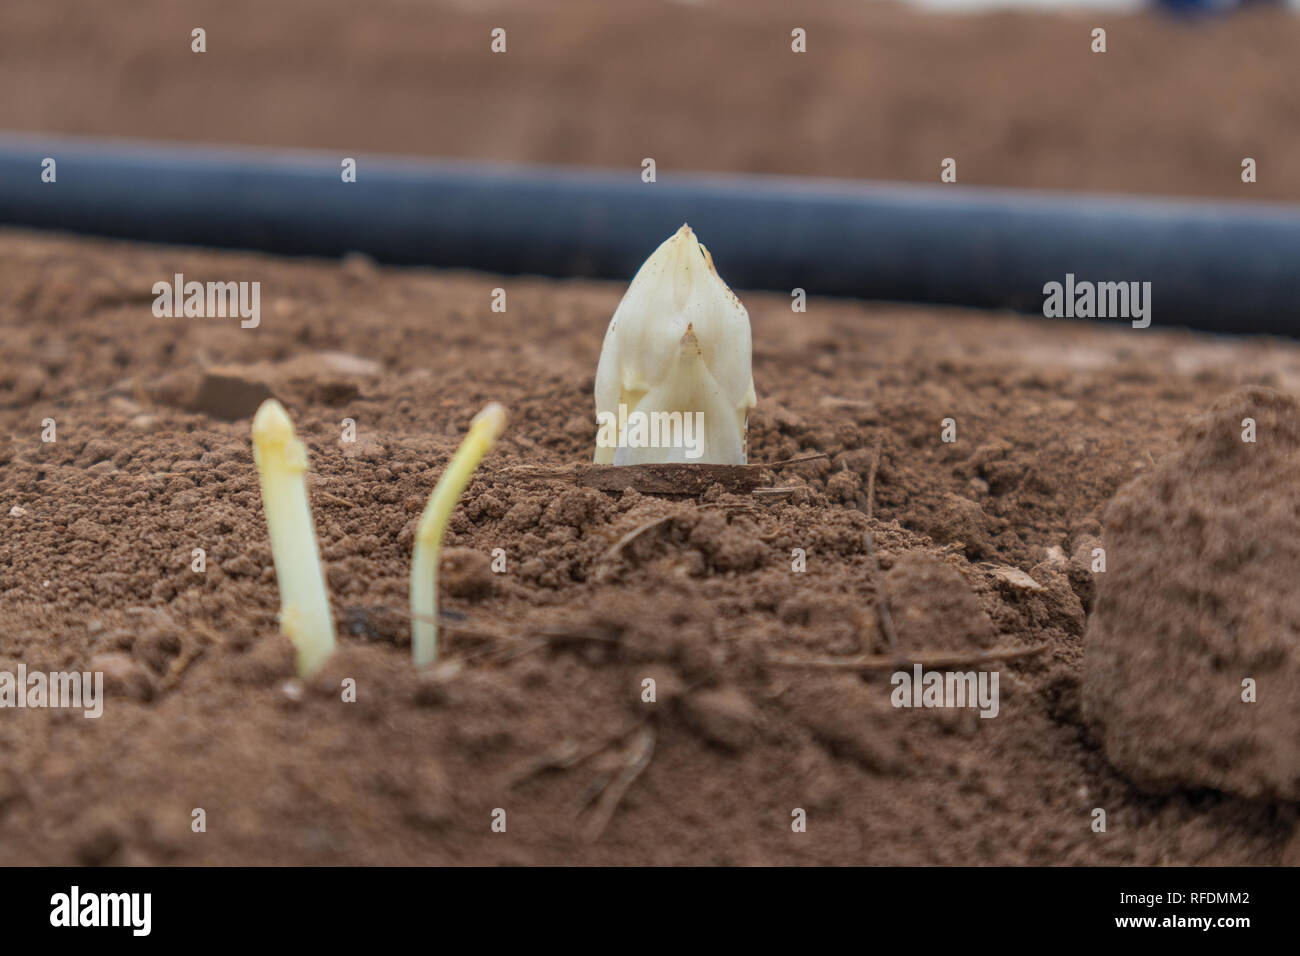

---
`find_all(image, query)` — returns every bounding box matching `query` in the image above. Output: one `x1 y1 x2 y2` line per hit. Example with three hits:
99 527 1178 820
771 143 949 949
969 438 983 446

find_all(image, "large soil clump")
1083 387 1300 800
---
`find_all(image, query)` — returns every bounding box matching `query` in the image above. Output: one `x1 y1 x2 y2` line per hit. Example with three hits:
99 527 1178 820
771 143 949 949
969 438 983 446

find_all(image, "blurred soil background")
1 0 1298 198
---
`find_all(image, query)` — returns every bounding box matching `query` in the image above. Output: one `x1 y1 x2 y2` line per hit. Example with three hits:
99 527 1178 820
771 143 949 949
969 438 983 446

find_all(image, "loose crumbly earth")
3 229 1300 865
4 0 1300 866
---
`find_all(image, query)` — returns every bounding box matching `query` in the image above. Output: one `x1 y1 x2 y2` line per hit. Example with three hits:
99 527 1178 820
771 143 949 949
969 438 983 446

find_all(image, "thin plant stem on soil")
411 403 507 669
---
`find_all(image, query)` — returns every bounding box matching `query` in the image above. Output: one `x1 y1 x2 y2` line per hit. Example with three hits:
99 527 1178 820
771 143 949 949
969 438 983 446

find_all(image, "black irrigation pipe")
2 132 1299 336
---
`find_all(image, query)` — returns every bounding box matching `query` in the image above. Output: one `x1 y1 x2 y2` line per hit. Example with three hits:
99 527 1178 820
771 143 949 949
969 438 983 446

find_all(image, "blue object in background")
4 134 1300 337
1155 0 1281 14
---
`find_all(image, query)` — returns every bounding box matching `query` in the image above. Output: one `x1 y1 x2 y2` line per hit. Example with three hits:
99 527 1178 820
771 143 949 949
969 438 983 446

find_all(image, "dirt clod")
885 553 995 653
190 367 276 420
679 686 760 753
89 652 156 702
440 548 497 600
1083 387 1300 800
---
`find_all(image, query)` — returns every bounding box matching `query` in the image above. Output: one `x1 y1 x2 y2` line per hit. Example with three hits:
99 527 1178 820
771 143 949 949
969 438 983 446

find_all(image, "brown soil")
3 0 1299 200
3 229 1300 865
1083 386 1300 803
4 0 1300 867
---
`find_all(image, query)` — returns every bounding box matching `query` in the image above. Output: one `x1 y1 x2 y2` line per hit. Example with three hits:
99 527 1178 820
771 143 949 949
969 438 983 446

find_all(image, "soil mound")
1082 386 1300 799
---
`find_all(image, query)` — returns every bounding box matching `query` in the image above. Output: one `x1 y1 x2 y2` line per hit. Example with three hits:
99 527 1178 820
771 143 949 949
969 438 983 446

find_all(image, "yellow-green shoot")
412 403 507 668
252 399 336 677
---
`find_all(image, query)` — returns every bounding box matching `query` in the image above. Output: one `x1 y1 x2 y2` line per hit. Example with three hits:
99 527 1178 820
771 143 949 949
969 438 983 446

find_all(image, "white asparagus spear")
252 399 336 677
